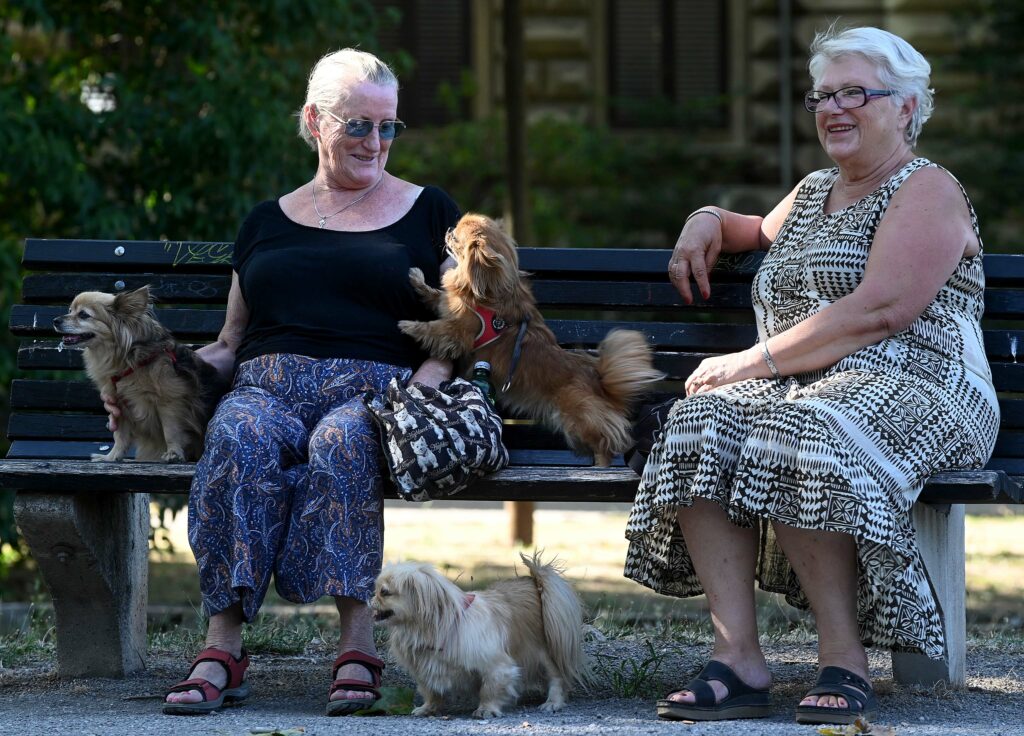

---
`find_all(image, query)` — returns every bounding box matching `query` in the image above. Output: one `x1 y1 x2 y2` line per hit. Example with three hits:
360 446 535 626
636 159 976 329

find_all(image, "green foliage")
0 0 386 243
942 0 1024 250
0 605 55 668
389 116 755 248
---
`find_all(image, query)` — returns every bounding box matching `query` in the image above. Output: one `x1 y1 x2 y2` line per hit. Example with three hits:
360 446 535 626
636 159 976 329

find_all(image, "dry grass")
152 503 1024 630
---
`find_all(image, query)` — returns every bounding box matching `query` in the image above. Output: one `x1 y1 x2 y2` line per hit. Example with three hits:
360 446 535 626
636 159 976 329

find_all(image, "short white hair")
296 48 399 151
808 26 934 147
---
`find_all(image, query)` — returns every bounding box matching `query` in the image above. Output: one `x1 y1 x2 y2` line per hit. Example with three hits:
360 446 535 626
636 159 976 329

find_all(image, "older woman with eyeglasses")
625 26 997 725
136 48 460 716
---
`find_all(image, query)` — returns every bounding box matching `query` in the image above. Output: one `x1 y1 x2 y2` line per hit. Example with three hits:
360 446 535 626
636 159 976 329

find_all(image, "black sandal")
795 666 878 725
657 660 772 721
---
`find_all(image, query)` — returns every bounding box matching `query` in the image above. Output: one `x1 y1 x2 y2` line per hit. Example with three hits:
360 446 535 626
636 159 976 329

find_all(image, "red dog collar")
471 305 509 350
111 347 177 387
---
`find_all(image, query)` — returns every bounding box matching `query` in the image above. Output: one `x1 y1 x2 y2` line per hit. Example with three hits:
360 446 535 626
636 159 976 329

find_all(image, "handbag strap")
501 315 531 393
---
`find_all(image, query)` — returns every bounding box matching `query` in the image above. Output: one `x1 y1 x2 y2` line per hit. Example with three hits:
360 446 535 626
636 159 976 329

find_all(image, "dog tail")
520 551 591 690
596 329 664 412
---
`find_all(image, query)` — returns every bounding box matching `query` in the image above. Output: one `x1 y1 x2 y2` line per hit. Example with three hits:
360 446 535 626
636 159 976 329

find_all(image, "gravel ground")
2 637 1022 736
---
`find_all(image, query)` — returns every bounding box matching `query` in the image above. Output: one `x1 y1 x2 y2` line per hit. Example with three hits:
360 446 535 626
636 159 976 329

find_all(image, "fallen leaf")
353 686 416 716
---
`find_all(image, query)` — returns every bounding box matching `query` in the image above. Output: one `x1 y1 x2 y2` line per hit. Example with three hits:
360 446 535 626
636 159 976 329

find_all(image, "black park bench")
2 238 1023 687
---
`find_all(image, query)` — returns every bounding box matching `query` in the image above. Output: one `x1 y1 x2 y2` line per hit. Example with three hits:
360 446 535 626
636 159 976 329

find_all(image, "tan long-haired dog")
53 286 227 462
398 213 663 466
372 552 588 719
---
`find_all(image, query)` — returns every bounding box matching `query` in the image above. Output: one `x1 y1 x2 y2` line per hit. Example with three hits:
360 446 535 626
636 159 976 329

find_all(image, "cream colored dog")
371 552 588 718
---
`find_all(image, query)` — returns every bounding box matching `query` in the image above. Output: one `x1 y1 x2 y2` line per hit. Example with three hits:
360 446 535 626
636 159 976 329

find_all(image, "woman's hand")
684 347 765 396
101 391 121 432
409 357 453 389
669 211 724 304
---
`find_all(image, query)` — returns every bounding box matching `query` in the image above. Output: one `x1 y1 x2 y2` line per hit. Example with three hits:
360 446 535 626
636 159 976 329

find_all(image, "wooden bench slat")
22 239 234 271
13 340 705 381
4 438 591 464
21 273 232 304
6 412 574 447
23 241 1024 280
18 302 1024 359
21 241 759 277
14 397 1024 440
1 457 1018 504
23 273 754 311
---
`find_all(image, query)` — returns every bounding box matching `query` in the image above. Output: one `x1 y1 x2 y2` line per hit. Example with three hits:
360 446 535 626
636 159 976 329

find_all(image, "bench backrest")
8 239 1024 480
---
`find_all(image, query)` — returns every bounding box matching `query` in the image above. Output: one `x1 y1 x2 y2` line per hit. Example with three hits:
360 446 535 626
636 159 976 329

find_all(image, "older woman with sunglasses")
145 48 461 716
625 26 996 725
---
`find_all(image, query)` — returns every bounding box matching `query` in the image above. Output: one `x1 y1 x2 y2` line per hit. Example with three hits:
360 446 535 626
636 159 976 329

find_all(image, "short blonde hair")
296 48 399 150
809 26 934 147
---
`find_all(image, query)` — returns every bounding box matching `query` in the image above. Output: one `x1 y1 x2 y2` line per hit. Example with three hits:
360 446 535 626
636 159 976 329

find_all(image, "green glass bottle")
470 360 496 406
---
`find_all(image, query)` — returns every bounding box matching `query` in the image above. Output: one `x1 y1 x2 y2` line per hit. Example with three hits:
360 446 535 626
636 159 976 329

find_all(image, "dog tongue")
61 335 82 345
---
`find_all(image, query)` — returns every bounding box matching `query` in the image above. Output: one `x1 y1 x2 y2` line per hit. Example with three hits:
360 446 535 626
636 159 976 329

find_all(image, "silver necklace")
311 175 383 229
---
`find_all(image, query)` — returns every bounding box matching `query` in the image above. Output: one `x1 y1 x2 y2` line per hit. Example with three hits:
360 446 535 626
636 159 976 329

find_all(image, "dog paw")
538 700 565 713
397 319 418 336
472 705 503 719
411 704 437 717
408 267 425 285
90 452 120 462
160 448 186 463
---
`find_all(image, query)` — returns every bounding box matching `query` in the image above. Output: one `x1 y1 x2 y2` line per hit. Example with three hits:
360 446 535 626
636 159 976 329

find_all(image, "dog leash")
502 315 530 393
111 347 177 387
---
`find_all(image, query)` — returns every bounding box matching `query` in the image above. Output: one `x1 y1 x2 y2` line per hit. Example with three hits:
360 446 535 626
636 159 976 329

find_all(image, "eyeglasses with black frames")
320 109 406 140
803 86 894 113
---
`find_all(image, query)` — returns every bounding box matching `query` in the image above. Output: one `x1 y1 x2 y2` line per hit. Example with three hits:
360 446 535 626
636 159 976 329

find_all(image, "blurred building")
376 0 980 215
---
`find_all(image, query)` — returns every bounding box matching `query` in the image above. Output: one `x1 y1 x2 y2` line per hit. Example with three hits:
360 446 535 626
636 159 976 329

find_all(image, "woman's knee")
308 400 378 462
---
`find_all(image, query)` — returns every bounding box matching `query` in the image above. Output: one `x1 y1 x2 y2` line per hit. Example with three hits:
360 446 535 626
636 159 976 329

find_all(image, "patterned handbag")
363 377 509 501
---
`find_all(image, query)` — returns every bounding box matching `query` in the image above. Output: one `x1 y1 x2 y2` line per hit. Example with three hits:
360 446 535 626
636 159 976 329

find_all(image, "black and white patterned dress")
624 158 999 658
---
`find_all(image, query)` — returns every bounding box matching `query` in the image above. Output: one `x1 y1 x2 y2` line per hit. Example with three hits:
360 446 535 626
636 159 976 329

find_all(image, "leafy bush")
389 116 756 249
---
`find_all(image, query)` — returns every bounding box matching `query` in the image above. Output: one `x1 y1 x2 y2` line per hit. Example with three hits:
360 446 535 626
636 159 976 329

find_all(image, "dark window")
608 0 727 127
376 0 472 127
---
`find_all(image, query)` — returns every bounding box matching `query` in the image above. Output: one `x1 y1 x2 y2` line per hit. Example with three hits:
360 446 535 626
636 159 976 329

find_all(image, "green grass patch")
0 605 55 669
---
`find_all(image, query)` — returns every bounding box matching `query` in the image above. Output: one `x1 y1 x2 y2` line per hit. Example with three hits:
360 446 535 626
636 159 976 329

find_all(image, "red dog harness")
111 347 177 388
471 304 509 350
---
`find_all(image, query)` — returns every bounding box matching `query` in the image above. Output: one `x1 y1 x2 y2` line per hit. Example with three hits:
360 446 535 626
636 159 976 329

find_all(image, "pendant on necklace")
318 217 327 229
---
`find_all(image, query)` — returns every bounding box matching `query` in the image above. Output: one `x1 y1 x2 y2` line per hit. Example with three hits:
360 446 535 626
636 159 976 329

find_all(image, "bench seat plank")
1 457 1018 504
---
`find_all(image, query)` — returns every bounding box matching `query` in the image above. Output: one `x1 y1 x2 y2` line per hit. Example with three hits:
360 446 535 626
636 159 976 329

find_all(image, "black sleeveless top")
233 185 460 367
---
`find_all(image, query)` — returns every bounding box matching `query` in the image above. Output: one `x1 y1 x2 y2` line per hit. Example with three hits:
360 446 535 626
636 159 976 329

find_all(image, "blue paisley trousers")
188 353 410 620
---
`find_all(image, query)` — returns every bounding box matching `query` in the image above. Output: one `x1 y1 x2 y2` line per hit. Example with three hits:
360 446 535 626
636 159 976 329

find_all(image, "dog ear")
113 285 152 315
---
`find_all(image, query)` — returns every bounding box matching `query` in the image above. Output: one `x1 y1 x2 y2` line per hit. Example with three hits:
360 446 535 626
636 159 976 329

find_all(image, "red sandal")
326 650 384 716
163 647 251 715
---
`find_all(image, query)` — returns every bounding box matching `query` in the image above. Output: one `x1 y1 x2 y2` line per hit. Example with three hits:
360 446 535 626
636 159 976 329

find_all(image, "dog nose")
52 316 62 328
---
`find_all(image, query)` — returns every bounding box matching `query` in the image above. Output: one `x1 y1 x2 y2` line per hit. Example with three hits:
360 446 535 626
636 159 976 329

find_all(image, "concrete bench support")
14 491 149 677
891 503 966 687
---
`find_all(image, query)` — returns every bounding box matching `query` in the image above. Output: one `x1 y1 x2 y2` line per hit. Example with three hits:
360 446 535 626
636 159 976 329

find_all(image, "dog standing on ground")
371 552 589 718
53 286 227 462
398 213 663 466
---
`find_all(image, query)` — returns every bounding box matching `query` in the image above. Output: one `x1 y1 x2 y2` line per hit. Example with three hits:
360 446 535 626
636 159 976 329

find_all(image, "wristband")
685 208 723 226
761 341 781 379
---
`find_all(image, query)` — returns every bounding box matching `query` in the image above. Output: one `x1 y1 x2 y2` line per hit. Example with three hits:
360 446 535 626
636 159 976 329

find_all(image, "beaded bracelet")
685 208 723 226
761 342 782 379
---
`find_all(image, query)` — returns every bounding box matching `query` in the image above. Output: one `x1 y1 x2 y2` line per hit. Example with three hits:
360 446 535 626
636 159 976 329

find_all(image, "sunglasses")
320 109 406 140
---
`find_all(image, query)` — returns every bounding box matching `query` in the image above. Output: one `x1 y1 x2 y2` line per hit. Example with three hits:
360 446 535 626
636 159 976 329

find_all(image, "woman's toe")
666 690 695 704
